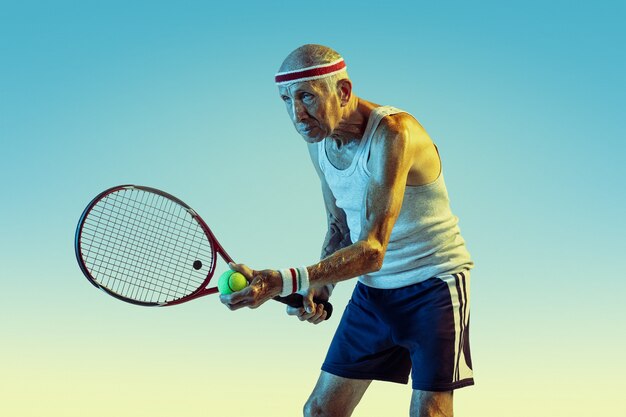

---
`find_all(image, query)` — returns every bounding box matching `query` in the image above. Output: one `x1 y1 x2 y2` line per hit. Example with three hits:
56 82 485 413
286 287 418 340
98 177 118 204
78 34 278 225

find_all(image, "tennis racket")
74 184 333 318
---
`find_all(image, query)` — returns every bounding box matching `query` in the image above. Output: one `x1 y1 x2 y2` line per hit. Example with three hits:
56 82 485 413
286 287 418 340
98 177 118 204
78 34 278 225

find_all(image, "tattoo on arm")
321 213 351 260
321 225 349 259
319 213 351 293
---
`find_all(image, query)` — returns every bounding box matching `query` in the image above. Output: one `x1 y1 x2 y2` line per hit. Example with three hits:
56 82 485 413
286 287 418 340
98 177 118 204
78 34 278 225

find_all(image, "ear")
337 79 352 106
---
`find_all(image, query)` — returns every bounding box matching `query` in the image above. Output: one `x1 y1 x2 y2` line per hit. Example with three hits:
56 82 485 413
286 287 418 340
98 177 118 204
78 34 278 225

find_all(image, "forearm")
308 240 383 287
318 222 352 294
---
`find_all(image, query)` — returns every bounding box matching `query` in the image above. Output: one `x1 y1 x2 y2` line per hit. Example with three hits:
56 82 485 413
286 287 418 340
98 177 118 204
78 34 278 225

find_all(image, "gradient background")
1 1 624 416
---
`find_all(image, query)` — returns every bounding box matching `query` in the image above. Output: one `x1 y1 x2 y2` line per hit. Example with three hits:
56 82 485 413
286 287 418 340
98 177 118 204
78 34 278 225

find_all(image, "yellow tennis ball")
217 270 235 294
229 272 248 292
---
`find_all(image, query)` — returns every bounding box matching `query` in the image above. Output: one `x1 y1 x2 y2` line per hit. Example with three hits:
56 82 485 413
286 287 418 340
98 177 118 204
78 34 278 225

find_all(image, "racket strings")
84 191 209 302
84 193 196 301
89 194 206 289
95 190 209 299
82 210 199 298
80 188 214 303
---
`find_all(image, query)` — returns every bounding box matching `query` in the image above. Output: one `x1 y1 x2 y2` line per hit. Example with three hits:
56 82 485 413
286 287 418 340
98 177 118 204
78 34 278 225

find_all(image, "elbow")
364 241 385 273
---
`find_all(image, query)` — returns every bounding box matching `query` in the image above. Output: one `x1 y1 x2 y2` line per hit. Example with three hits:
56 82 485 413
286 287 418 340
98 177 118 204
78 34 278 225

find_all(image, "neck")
329 96 366 145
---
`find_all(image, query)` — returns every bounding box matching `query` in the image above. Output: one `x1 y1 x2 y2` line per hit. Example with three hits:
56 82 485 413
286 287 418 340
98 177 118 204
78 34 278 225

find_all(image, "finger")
219 294 247 310
295 307 312 321
298 306 319 321
303 291 317 315
310 310 328 325
286 305 305 316
228 262 255 280
219 286 254 310
306 303 325 323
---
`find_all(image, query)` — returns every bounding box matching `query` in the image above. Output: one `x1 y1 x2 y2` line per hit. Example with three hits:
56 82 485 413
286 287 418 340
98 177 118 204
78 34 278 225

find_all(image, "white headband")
275 58 347 85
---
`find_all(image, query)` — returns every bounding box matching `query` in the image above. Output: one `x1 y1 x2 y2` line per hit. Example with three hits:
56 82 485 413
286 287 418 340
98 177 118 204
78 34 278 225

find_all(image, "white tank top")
317 105 474 289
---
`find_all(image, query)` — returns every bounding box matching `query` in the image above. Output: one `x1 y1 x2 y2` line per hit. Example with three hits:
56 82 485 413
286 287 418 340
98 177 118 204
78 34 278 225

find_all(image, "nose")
292 100 308 122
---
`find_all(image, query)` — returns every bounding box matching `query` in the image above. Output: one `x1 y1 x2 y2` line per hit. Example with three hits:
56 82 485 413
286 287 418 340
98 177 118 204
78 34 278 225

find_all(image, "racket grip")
273 294 333 320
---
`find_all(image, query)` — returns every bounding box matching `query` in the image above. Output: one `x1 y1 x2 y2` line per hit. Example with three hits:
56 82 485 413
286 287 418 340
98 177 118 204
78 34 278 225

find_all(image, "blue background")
1 1 624 416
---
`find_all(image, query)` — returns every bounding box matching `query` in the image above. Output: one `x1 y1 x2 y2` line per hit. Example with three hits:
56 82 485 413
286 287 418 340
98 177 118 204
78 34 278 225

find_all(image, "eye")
281 95 291 102
302 93 314 102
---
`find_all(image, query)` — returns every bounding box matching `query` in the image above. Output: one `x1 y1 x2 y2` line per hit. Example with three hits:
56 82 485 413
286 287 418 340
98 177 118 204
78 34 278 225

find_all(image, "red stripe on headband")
275 60 346 84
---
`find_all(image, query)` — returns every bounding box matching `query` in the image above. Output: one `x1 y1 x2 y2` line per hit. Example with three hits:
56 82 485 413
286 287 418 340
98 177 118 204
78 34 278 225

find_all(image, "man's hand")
219 263 282 310
286 286 331 325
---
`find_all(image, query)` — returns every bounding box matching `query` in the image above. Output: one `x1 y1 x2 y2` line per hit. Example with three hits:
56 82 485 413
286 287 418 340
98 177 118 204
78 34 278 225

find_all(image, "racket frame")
75 184 232 307
75 184 333 318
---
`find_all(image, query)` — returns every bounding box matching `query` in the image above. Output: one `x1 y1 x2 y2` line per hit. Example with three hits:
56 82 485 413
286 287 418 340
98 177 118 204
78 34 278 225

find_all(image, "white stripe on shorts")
439 270 472 384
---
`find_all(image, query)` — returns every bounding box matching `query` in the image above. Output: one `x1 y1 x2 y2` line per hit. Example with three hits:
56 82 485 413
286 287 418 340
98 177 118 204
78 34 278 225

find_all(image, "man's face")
278 80 341 143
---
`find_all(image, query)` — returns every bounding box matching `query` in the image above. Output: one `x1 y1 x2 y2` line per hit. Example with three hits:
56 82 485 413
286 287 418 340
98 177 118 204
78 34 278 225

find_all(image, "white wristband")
279 267 309 297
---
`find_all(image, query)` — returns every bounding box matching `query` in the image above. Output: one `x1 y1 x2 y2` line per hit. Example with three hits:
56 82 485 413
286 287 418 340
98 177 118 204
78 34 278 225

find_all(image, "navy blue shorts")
322 271 473 391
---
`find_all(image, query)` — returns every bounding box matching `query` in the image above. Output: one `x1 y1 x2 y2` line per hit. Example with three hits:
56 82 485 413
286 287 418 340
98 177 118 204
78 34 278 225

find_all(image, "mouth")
298 125 315 134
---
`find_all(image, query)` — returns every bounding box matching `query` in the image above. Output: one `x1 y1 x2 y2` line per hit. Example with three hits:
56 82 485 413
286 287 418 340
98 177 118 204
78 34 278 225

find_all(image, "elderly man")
220 44 474 417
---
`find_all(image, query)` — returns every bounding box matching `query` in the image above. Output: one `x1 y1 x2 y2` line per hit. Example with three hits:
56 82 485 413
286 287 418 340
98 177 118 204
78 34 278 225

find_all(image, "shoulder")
379 111 423 137
371 112 420 155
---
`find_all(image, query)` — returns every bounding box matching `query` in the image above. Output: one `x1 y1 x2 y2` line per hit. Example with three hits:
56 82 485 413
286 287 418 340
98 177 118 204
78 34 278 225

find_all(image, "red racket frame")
75 185 333 318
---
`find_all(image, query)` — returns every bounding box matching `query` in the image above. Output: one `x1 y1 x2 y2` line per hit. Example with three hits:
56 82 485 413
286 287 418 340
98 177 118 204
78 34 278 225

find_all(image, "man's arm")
307 143 351 297
219 115 417 311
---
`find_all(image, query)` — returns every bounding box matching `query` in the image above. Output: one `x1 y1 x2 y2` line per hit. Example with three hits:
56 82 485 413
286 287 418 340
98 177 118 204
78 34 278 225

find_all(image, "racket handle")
273 294 333 320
